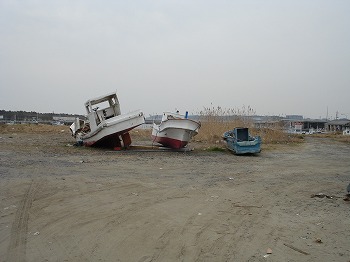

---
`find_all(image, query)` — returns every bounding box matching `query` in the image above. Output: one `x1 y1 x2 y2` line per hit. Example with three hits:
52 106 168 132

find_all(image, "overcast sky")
1 0 349 119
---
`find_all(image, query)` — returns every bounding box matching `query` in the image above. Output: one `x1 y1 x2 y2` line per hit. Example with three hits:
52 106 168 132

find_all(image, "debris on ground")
311 193 333 199
283 243 310 255
315 238 323 243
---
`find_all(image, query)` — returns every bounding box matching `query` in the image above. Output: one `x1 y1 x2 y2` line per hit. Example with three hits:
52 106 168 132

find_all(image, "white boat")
70 92 145 148
151 112 201 149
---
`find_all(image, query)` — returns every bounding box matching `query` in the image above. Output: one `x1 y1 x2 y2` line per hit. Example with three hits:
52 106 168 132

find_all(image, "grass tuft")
205 146 226 152
196 105 299 146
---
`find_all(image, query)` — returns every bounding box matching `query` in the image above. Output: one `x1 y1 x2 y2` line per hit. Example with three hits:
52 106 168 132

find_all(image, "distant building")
285 115 303 120
326 119 350 132
52 116 76 123
282 118 327 133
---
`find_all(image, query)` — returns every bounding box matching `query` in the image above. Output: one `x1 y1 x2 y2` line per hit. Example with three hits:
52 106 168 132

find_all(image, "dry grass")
0 104 298 148
312 132 350 143
336 136 350 143
195 105 301 146
196 105 253 143
8 117 348 151
0 123 70 134
196 121 302 147
129 129 151 141
196 121 246 143
255 126 303 144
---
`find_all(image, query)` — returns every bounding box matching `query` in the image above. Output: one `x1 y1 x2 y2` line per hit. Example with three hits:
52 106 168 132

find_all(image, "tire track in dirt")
6 179 40 262
148 228 175 261
175 197 272 261
29 182 164 260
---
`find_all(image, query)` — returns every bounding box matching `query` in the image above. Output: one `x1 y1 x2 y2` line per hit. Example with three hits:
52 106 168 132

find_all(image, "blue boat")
223 127 261 155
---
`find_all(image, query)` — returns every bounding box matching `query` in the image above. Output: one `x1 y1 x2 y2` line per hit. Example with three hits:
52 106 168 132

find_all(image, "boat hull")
79 110 145 148
224 137 261 154
152 119 200 149
223 128 261 155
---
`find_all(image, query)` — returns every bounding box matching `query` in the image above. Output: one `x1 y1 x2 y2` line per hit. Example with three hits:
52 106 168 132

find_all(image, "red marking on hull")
83 130 133 148
152 136 188 149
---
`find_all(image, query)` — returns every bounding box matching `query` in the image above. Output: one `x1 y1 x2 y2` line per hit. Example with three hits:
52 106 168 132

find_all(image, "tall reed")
196 105 255 143
196 105 297 145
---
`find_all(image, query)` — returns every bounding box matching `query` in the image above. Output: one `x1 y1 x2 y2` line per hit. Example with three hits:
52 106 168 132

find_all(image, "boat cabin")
84 93 121 129
235 128 249 141
227 127 254 142
162 111 189 121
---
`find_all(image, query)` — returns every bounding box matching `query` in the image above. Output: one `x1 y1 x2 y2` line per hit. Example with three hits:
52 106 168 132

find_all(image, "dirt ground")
0 125 349 262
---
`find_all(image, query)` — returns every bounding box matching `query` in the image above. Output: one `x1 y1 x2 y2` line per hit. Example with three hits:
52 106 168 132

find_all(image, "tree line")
0 110 82 121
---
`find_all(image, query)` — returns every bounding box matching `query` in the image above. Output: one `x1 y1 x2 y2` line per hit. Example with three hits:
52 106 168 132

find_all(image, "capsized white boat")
151 112 201 149
70 92 145 148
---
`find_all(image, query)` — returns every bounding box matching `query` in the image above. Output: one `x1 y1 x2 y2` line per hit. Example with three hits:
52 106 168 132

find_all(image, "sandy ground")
0 125 349 262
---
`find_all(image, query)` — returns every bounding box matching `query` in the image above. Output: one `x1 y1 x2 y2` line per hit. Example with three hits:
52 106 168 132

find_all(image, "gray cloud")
1 0 349 119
